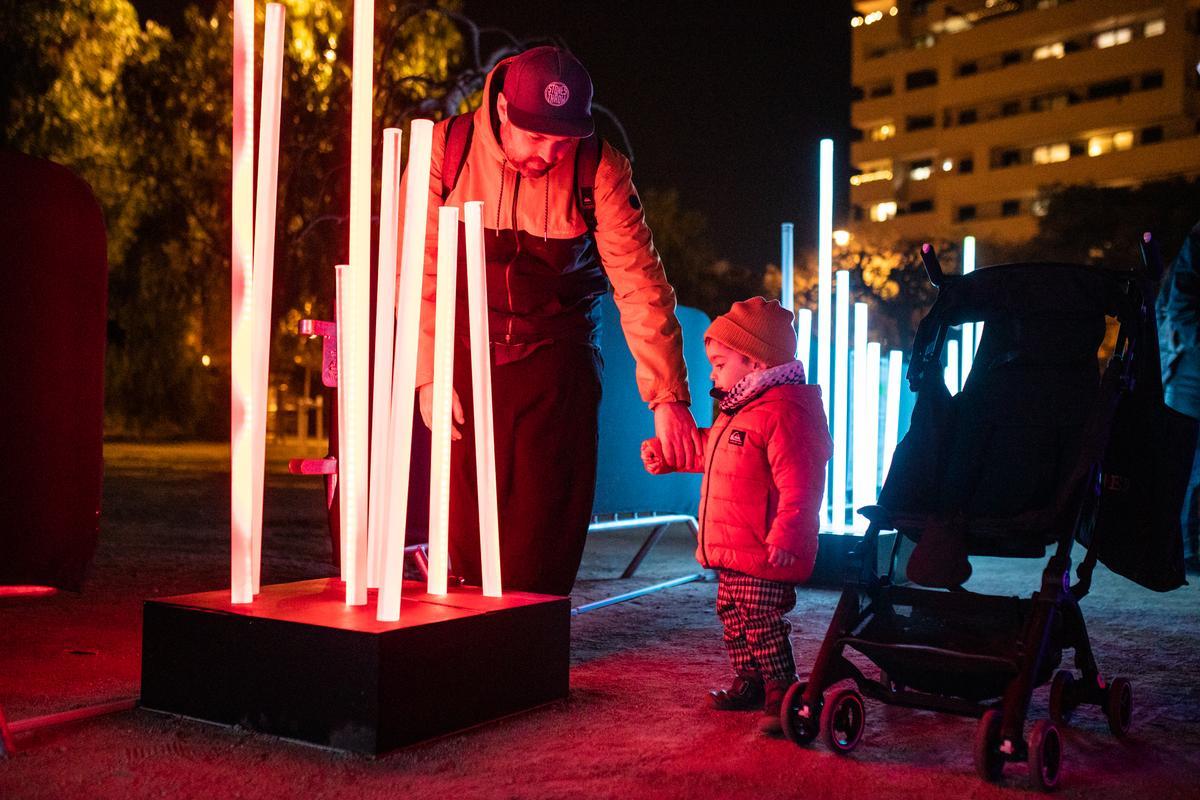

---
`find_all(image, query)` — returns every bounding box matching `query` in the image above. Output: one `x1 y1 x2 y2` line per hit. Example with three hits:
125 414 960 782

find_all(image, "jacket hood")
473 55 516 166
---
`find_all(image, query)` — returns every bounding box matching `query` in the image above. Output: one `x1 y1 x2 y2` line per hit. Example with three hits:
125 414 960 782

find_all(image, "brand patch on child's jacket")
728 429 746 446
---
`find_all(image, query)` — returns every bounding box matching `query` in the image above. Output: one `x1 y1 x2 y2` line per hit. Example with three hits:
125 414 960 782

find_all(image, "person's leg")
1183 442 1200 566
710 570 764 710
493 343 602 596
447 343 483 587
727 572 798 734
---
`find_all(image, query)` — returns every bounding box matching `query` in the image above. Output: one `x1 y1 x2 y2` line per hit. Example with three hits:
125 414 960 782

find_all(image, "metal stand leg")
0 698 136 757
620 524 667 579
407 544 430 580
574 515 708 615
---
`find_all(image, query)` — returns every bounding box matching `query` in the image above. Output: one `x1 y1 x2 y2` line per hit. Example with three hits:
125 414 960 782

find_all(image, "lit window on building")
1033 143 1070 164
1088 131 1135 156
1094 27 1132 49
850 160 894 186
1031 198 1050 217
870 123 896 142
1144 19 1166 38
942 158 954 172
909 160 933 181
1033 42 1065 60
870 201 898 222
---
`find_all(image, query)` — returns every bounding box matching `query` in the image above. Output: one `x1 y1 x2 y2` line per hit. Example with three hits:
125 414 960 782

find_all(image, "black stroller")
780 237 1193 791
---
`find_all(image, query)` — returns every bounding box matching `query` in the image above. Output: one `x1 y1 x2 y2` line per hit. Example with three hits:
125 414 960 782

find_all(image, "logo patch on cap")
544 81 570 107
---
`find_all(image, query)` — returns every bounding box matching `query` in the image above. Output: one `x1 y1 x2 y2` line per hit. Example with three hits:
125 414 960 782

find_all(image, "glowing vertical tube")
964 235 981 364
863 342 881 519
796 308 813 378
831 270 850 533
427 206 460 596
377 119 435 622
780 223 795 314
464 201 502 597
961 322 974 387
367 128 403 590
852 302 870 531
882 349 903 480
945 339 960 394
334 263 362 600
817 139 833 421
818 139 834 525
248 3 286 596
229 0 255 604
340 0 374 606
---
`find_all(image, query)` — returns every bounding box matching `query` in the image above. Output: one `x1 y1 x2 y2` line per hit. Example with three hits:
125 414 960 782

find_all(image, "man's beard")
514 158 550 178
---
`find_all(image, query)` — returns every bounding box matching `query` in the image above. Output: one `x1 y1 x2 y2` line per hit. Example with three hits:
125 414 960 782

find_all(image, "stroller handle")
1140 232 1164 282
920 243 946 287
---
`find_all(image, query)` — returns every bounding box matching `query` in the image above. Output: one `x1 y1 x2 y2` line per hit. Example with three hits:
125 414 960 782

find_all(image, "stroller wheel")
1027 719 1063 792
1049 671 1076 725
821 687 866 755
974 709 1005 783
1104 677 1133 739
780 681 819 745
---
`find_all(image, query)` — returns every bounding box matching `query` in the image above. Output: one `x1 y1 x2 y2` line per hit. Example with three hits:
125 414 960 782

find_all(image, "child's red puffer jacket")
648 383 831 583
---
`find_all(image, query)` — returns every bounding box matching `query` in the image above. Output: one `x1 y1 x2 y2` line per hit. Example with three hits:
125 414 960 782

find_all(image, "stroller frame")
780 237 1163 791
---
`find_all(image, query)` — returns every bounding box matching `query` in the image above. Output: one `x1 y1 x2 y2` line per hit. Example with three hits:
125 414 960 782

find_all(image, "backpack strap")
574 134 602 234
440 113 475 202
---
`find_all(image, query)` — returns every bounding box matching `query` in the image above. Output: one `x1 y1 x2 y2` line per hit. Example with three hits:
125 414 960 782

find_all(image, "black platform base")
141 578 569 754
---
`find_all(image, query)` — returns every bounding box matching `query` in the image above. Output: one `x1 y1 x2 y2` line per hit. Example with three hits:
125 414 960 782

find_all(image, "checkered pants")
715 570 797 684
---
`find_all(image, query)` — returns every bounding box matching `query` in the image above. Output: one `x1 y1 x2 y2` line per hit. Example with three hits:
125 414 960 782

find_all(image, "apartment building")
848 0 1200 243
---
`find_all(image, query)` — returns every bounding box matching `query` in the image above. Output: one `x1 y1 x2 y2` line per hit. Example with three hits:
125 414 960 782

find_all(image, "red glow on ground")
0 585 58 599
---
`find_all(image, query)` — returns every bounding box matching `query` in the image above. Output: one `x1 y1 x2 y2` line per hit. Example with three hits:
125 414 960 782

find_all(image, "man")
399 45 700 596
1158 217 1200 574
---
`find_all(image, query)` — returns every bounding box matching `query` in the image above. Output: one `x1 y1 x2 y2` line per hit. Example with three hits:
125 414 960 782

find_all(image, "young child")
641 297 832 735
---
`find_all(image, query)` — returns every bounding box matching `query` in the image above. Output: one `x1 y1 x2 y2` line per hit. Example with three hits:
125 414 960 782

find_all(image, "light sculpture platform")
141 578 568 754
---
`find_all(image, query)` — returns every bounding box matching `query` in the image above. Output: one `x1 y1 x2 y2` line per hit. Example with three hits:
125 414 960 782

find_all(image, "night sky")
133 1 852 269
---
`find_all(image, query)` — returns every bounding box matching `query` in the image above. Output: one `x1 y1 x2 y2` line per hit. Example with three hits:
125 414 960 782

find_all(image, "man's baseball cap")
501 46 594 138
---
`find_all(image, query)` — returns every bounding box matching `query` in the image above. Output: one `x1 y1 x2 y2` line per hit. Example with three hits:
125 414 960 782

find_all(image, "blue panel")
593 293 713 516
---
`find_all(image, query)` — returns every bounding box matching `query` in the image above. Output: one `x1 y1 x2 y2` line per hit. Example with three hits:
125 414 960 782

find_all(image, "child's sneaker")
757 677 796 735
708 672 765 711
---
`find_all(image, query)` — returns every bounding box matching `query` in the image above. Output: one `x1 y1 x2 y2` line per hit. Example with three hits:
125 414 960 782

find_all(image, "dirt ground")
1 442 1198 799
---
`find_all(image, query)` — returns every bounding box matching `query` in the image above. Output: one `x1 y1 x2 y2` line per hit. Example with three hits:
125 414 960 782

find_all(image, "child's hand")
641 438 668 475
768 545 797 568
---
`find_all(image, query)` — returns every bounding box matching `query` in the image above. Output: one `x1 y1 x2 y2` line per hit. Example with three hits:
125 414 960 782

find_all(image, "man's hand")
418 383 465 441
768 545 798 569
653 401 701 470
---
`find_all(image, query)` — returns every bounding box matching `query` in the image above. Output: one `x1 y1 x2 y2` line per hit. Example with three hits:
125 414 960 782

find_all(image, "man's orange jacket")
397 54 690 409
